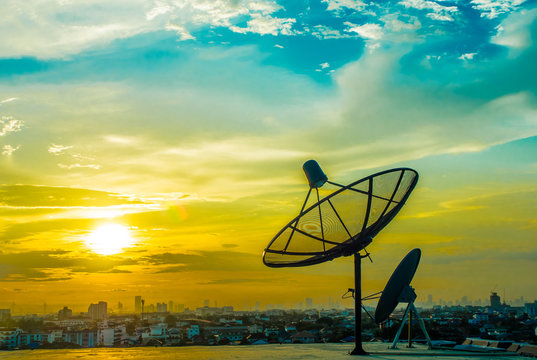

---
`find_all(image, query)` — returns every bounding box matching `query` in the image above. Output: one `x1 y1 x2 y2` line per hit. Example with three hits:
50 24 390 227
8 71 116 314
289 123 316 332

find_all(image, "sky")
1 0 537 314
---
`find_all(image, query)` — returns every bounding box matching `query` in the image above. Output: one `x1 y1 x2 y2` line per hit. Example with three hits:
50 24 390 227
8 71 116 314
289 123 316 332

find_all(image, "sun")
86 224 135 255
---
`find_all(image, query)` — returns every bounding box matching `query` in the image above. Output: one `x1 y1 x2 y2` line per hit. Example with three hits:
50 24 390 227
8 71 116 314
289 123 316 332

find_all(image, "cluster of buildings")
1 293 536 350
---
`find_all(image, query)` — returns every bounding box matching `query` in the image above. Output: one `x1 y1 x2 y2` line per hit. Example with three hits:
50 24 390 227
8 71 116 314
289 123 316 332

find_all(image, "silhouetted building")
490 292 501 308
525 301 537 318
156 302 167 313
0 309 11 321
134 296 142 313
88 301 107 320
58 306 72 320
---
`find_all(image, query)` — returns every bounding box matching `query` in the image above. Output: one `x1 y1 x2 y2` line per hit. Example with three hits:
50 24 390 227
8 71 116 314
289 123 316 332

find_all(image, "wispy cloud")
2 144 20 156
58 163 101 170
0 97 18 105
230 14 296 36
0 116 23 136
471 0 526 19
48 144 73 155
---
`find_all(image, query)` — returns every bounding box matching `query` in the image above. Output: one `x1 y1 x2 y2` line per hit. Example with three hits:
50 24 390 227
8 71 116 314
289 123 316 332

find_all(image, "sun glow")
86 224 135 255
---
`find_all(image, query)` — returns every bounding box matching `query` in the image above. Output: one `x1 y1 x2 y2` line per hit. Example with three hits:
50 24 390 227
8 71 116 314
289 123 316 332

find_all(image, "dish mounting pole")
350 253 368 355
389 286 432 350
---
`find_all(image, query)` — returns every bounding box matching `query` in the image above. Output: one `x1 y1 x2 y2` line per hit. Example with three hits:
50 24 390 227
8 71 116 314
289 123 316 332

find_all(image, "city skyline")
3 291 536 316
1 0 537 309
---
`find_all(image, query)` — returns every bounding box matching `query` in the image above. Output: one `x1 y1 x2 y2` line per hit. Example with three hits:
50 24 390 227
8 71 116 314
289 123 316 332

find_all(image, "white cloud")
458 52 477 60
229 14 296 36
399 0 458 21
471 0 525 19
0 98 18 105
345 23 383 40
320 62 330 69
321 50 537 173
58 163 101 170
491 8 537 52
48 144 73 155
310 25 346 39
166 23 195 41
2 145 20 156
0 116 24 136
103 135 140 146
322 0 367 13
146 1 173 20
427 12 454 21
0 0 291 59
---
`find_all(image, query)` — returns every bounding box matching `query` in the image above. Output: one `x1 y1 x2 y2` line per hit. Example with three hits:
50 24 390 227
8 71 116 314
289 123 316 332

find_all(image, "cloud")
491 7 537 51
198 277 285 285
0 184 147 208
0 116 23 136
399 0 458 21
166 23 195 41
221 243 238 248
345 22 383 40
143 251 261 272
310 25 346 40
57 163 101 170
48 144 73 155
471 0 526 19
0 0 292 59
322 0 368 14
459 52 477 60
0 250 138 282
2 144 20 156
0 97 18 105
229 14 296 36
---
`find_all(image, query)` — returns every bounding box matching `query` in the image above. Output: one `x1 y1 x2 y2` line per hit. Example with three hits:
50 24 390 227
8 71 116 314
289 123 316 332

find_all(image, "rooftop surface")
1 343 521 360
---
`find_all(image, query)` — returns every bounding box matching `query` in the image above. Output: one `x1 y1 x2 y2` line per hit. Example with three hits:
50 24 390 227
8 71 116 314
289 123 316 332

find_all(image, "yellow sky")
1 1 537 314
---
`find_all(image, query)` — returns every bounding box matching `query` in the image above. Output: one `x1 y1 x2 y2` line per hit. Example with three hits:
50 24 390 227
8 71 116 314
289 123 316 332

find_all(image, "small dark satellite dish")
374 248 421 324
263 160 419 355
374 248 432 349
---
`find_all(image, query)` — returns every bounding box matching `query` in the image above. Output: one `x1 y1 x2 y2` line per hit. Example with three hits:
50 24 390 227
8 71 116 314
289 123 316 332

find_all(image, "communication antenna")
374 248 432 349
263 160 419 355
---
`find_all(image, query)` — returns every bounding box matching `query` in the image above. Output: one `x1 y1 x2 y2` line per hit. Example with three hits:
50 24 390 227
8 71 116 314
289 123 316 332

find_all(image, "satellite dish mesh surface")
263 168 418 267
374 248 421 324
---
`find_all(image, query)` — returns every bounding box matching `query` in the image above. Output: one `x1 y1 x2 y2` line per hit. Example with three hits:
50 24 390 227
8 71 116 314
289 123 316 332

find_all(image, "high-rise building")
0 309 11 321
305 298 313 309
88 301 107 320
135 296 142 313
117 301 123 313
58 306 73 320
524 301 537 317
490 292 501 308
168 301 174 313
203 299 210 307
156 302 168 312
176 304 185 313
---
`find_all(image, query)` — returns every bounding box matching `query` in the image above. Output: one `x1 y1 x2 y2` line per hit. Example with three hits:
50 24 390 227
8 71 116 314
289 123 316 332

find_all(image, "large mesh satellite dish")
263 162 419 267
263 160 419 355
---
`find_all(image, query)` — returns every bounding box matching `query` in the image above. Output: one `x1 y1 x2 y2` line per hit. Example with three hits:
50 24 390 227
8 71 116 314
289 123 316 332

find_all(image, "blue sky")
1 0 537 311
